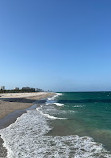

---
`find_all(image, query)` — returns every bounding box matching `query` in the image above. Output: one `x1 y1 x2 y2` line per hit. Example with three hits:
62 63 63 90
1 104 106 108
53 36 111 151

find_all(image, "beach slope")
0 92 54 119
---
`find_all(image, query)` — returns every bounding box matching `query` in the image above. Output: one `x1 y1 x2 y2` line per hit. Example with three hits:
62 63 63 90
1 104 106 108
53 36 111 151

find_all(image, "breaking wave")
53 103 64 106
36 107 66 120
0 93 111 158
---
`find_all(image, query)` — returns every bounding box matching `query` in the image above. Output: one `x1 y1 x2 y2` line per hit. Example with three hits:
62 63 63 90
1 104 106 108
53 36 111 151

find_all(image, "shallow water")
0 92 111 158
53 92 111 151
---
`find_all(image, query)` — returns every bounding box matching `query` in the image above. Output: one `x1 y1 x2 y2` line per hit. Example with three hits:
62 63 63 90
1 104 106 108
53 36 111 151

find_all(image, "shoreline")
0 92 54 120
0 92 55 158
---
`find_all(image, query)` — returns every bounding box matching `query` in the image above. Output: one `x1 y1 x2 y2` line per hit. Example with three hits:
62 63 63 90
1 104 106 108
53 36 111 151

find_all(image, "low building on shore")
35 88 43 92
22 87 35 92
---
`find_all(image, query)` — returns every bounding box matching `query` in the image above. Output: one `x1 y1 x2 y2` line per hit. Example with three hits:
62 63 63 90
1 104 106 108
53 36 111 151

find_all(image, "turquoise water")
48 92 111 151
1 92 111 157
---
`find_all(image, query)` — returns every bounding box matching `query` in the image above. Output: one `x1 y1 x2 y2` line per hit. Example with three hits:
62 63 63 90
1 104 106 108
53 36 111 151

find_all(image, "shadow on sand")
0 98 46 104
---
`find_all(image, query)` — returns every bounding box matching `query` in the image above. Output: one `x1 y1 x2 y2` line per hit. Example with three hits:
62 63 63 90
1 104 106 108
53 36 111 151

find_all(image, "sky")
0 0 111 92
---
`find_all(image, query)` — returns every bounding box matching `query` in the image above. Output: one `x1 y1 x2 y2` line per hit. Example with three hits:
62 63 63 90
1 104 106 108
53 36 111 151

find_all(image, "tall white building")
0 86 5 90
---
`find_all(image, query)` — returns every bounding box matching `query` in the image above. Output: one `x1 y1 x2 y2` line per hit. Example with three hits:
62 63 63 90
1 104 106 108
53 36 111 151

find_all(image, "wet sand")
0 92 54 120
0 92 55 158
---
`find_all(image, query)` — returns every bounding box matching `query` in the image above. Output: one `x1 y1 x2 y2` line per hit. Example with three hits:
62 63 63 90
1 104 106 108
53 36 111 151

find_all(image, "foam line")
36 108 66 120
53 103 64 106
0 109 111 158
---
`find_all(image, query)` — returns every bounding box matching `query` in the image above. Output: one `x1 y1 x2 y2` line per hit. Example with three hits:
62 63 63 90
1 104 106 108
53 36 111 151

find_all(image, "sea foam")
47 93 62 101
46 93 64 107
53 103 64 106
0 109 111 158
36 107 66 120
0 93 111 158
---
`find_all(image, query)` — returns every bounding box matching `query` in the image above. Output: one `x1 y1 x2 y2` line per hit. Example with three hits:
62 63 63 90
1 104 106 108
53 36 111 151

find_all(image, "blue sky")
0 0 111 91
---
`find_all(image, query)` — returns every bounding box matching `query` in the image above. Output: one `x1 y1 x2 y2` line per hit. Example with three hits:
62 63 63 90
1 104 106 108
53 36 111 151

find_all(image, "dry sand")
0 92 55 157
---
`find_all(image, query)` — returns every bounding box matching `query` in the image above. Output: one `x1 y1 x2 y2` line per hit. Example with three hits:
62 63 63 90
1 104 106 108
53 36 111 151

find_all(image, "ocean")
0 92 111 158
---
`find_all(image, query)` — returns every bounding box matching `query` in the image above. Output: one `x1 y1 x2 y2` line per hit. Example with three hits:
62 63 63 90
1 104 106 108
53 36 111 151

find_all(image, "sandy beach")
0 92 54 120
0 92 54 157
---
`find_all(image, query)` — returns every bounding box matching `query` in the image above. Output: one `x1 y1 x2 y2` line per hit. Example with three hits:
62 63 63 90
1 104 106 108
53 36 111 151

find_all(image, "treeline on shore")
0 88 43 93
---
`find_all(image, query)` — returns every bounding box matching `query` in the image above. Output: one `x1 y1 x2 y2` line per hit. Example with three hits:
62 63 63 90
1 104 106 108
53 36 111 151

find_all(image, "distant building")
22 87 31 90
0 86 5 90
14 87 19 90
35 88 43 92
22 87 35 92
